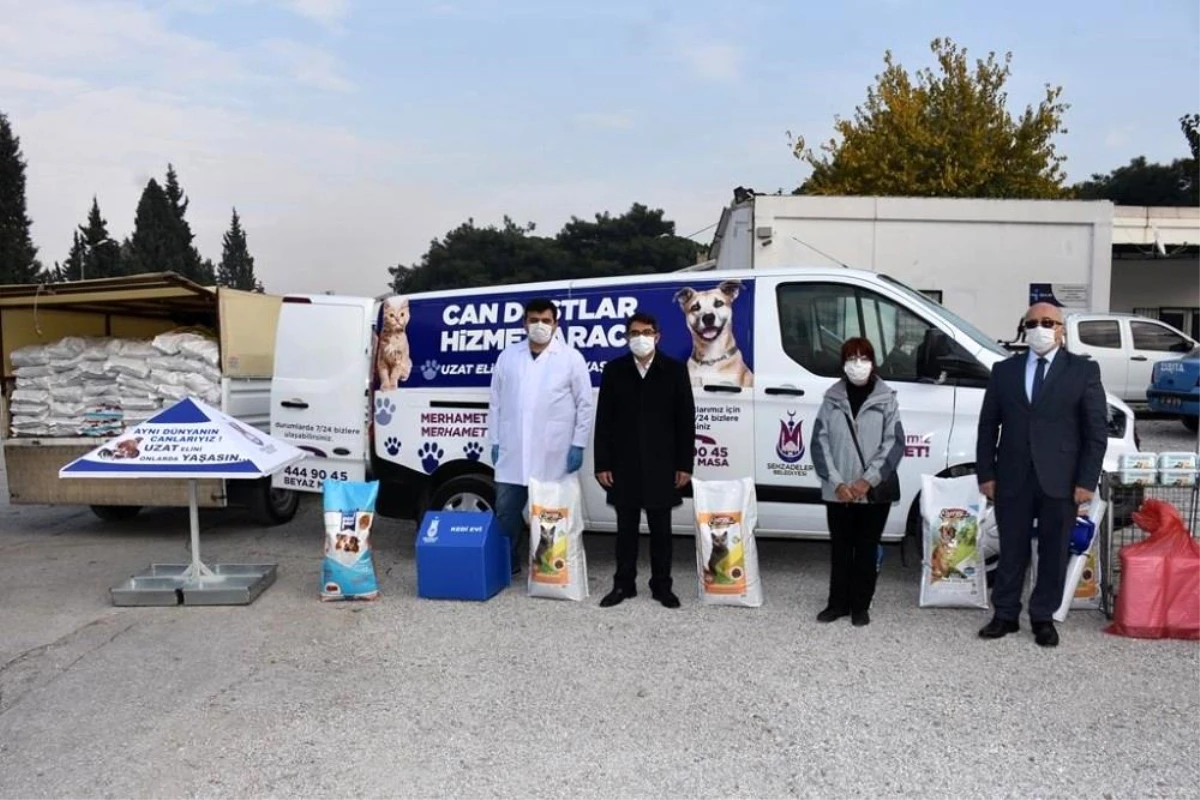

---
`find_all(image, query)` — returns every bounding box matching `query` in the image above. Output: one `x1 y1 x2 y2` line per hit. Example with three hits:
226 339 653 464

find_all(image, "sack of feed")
692 477 763 607
321 479 381 601
527 476 589 601
919 474 989 609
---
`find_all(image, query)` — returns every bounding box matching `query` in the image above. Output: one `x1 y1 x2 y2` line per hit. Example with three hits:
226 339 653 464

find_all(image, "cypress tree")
0 112 42 284
217 209 263 292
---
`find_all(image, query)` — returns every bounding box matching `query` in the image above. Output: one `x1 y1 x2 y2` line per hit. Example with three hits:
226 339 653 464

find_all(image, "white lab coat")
487 336 595 486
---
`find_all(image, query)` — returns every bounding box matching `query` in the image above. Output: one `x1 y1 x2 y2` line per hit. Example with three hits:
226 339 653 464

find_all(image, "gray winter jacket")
810 378 906 504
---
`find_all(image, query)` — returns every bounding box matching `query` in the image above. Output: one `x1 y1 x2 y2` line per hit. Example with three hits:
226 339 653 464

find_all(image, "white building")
707 194 1199 342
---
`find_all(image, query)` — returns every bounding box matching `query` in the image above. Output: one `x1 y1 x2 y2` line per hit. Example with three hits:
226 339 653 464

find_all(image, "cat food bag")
919 474 989 609
527 476 589 601
692 477 763 608
321 479 381 602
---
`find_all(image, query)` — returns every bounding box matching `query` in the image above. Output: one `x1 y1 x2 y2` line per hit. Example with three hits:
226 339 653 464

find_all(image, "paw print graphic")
374 396 396 427
384 437 402 457
420 360 440 381
419 442 444 473
463 441 483 462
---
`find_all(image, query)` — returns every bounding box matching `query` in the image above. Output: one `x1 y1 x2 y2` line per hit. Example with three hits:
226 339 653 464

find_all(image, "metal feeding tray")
110 563 278 607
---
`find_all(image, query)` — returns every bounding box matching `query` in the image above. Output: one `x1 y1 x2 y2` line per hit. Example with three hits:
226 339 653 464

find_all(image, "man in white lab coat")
488 297 595 574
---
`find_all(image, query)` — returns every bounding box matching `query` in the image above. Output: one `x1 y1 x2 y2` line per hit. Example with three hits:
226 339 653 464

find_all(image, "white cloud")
262 39 355 92
671 35 742 84
279 0 351 26
1104 128 1131 149
575 111 635 130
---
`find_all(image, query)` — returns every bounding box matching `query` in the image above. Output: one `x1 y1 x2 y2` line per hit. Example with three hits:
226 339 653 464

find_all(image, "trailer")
0 273 298 524
707 193 1116 343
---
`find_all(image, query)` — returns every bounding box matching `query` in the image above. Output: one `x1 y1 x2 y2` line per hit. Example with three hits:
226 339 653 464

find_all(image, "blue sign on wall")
375 278 757 390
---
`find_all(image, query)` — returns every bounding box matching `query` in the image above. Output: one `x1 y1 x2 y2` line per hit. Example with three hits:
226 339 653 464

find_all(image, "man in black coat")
594 311 696 609
976 302 1108 647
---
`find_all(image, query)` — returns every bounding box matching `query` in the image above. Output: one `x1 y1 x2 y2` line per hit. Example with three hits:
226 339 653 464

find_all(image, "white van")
270 267 1140 541
1064 313 1196 406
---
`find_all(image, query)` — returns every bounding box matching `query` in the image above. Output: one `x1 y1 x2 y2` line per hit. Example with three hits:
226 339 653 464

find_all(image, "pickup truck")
1148 347 1200 432
1064 313 1196 407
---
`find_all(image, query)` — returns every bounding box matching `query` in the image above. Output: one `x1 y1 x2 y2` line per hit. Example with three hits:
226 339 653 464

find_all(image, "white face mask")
844 358 872 386
1026 325 1059 356
527 322 553 345
629 335 656 359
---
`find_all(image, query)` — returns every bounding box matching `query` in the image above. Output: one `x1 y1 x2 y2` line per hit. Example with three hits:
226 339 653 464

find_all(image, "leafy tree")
1183 113 1199 160
217 209 263 292
1072 156 1196 206
388 204 702 294
0 112 43 284
789 38 1070 199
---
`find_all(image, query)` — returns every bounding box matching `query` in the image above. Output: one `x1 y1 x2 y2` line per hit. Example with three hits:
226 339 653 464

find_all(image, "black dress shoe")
978 618 1020 639
1032 621 1059 648
599 587 636 607
652 590 681 609
851 610 870 627
816 606 850 623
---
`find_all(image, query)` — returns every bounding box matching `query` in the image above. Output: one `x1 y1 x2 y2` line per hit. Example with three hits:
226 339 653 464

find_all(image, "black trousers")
993 467 1073 623
826 502 891 613
614 506 673 594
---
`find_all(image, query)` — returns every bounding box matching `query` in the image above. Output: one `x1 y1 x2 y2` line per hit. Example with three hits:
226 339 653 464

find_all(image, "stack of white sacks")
9 331 221 437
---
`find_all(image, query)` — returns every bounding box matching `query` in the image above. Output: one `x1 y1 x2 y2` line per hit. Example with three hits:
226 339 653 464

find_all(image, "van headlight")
1106 404 1128 439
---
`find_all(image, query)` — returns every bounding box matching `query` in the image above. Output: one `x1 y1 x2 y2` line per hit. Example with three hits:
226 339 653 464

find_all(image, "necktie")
1032 357 1047 402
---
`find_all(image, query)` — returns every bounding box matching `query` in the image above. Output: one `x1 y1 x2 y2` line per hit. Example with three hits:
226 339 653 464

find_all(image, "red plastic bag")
1106 499 1200 640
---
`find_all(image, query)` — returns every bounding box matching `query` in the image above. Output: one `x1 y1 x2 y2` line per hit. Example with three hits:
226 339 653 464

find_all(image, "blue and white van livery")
270 267 1140 541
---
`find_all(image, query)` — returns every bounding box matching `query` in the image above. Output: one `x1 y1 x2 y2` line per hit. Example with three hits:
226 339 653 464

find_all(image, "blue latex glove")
491 445 499 464
566 445 584 474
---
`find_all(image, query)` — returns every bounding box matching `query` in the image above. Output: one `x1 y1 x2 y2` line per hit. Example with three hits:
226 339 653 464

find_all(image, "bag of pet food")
919 474 989 609
321 479 381 601
692 477 763 607
527 476 589 601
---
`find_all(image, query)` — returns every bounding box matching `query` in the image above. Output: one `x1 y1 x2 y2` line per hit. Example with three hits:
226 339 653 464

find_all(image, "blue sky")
2 0 1197 295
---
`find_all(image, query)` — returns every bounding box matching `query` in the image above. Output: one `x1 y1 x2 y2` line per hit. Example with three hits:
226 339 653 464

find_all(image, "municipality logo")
423 518 440 543
775 412 805 464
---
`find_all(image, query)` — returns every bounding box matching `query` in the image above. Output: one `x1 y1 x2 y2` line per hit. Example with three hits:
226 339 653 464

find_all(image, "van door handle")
280 400 309 409
702 385 742 394
1130 356 1148 362
333 447 350 456
765 387 806 396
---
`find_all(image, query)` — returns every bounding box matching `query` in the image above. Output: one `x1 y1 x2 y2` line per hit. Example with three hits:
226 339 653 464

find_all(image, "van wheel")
1183 416 1198 433
250 480 300 526
429 474 494 514
91 505 142 522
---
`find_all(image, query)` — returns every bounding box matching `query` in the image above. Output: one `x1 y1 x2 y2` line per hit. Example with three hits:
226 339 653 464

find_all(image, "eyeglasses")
1023 318 1063 330
628 330 657 338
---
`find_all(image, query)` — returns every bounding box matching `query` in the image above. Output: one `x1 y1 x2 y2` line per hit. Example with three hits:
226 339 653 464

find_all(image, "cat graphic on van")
375 297 413 390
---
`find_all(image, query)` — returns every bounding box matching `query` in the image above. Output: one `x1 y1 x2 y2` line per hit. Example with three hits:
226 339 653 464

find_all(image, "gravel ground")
0 420 1196 799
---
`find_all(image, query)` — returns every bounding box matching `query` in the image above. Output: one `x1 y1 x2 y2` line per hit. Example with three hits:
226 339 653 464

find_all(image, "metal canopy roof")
0 272 217 317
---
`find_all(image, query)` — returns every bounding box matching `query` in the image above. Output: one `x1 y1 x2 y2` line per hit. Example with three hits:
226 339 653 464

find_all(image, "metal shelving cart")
1099 470 1199 619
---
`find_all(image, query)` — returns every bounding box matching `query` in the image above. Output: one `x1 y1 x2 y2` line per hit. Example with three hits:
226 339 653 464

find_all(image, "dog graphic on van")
673 280 754 388
375 297 413 390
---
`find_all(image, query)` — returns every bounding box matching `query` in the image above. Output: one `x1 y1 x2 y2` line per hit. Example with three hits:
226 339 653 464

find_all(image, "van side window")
1077 320 1121 349
776 282 937 381
1131 321 1191 353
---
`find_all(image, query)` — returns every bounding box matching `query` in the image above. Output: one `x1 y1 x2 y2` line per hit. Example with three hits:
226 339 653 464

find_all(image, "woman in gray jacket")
810 337 905 627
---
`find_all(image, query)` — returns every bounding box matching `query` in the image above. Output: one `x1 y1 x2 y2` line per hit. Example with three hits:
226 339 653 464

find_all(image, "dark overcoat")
593 352 696 510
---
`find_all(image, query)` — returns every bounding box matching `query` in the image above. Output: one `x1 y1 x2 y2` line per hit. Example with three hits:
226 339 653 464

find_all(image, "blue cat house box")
415 511 511 601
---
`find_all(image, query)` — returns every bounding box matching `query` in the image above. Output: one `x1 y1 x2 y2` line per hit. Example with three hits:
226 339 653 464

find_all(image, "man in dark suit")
976 302 1108 647
594 311 696 609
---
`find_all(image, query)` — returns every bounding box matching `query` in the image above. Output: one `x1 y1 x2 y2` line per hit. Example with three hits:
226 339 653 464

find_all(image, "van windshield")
879 275 1009 357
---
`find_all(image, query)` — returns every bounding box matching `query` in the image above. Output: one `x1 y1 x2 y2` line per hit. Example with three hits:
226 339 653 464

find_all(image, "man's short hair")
524 297 557 320
628 311 659 332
